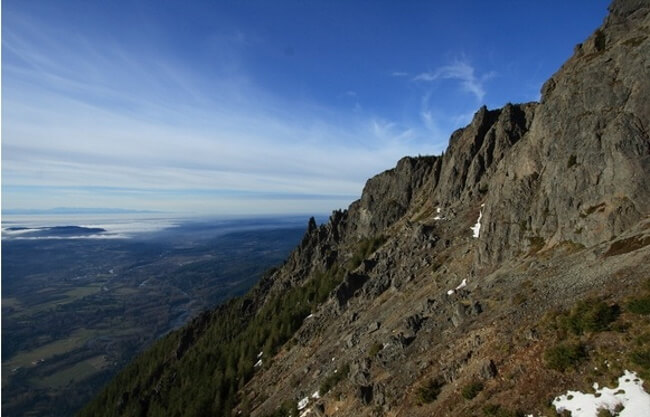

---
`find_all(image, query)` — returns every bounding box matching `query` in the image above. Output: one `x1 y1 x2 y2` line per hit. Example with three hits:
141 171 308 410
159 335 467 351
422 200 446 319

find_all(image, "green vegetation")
482 404 524 417
80 231 390 417
544 341 587 372
550 298 619 336
630 348 650 379
35 356 107 389
597 403 624 417
368 342 383 357
528 236 545 255
625 278 650 315
319 363 350 395
347 235 387 269
461 381 484 400
597 408 614 417
543 298 614 371
627 296 650 315
80 261 346 417
416 378 444 404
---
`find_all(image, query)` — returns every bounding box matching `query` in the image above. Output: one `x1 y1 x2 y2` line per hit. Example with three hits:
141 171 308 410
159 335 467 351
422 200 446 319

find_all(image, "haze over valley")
2 214 310 416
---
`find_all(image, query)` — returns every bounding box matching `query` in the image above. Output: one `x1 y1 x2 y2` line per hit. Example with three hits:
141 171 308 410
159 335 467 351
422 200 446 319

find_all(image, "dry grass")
604 235 650 257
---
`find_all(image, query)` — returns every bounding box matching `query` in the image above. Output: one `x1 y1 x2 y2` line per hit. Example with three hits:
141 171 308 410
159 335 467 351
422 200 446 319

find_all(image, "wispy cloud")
2 11 448 215
414 59 494 102
391 71 409 77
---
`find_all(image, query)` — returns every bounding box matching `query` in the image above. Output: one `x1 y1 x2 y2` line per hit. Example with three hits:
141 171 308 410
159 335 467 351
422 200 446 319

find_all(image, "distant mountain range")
3 207 160 215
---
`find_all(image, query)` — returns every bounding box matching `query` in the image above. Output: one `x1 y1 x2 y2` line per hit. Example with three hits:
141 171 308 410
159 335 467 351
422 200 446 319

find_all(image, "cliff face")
80 1 650 417
479 2 650 264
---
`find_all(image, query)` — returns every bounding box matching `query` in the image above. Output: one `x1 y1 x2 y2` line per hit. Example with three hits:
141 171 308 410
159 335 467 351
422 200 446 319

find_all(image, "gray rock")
367 321 381 333
479 360 498 379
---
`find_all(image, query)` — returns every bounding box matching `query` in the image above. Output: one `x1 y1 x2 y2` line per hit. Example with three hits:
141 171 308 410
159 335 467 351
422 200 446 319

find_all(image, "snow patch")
470 206 484 238
257 351 263 358
434 207 444 220
552 370 650 417
254 359 262 368
447 278 468 295
299 407 311 417
311 390 320 399
298 397 309 411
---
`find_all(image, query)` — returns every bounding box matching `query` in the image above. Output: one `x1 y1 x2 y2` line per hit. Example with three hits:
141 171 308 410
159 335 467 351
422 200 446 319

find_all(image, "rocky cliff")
79 1 650 416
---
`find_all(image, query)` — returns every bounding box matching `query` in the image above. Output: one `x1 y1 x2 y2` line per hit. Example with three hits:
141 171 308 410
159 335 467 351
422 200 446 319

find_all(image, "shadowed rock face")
79 2 650 417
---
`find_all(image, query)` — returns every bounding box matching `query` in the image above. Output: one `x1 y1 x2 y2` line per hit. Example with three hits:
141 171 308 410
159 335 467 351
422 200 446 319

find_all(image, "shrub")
319 363 350 395
544 341 587 371
597 408 613 417
594 29 606 51
556 298 619 335
630 348 650 371
368 342 383 357
482 404 524 417
461 381 484 400
627 296 650 315
416 378 444 404
347 235 387 269
528 236 545 254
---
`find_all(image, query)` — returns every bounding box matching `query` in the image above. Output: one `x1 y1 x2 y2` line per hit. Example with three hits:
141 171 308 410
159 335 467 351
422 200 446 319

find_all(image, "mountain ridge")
79 1 650 416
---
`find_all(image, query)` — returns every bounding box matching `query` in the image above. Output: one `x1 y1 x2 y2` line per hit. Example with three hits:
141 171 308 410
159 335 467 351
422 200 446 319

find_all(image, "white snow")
304 314 314 319
257 351 263 358
447 278 468 295
552 370 650 417
433 207 444 220
254 359 263 368
299 407 311 417
470 207 483 238
311 390 320 399
297 397 309 411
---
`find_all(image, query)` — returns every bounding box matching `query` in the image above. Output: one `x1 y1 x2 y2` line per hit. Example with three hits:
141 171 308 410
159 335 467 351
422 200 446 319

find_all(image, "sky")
2 0 611 216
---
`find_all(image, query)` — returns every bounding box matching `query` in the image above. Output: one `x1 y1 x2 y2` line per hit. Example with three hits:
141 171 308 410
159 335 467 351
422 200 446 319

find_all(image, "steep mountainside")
80 1 650 416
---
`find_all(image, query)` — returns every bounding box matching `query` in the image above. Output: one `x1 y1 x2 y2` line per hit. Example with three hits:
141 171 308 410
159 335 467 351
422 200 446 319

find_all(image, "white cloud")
414 59 494 102
2 12 452 215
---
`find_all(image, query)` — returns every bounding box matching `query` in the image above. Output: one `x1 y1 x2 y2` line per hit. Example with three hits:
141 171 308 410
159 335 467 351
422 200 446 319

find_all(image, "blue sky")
2 0 610 215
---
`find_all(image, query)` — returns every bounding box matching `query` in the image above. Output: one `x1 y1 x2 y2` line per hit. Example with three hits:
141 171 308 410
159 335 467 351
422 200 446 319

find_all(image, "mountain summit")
80 1 650 416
